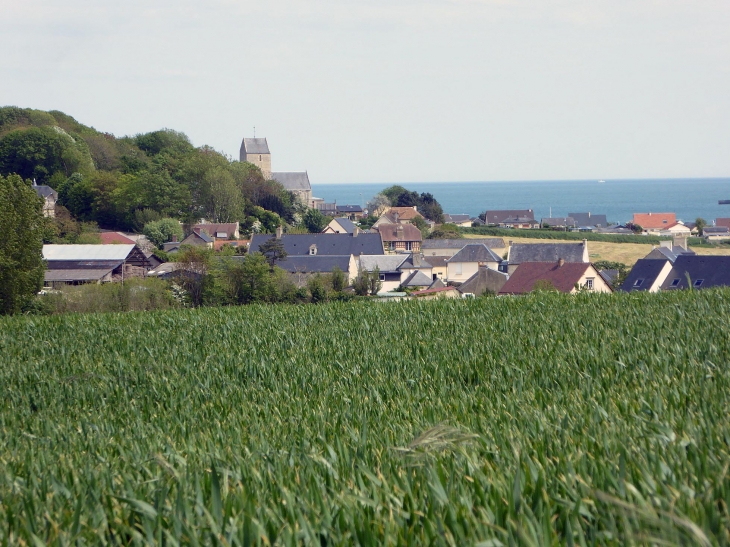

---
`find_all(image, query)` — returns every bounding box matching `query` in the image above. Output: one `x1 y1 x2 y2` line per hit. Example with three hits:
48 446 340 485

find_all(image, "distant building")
43 244 152 287
441 214 472 227
507 240 589 274
499 261 612 295
569 212 608 228
323 217 357 234
484 209 537 229
540 217 577 229
240 138 271 178
31 180 57 218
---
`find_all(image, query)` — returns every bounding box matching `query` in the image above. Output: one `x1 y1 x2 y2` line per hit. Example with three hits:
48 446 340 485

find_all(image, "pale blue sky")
1 0 728 183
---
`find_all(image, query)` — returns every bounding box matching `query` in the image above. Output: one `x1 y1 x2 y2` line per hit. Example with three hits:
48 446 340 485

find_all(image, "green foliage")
330 266 346 292
0 174 45 314
353 267 382 295
143 218 183 249
258 237 287 270
302 207 328 233
463 225 669 244
307 274 328 303
428 223 463 239
379 186 444 222
695 217 706 236
1 291 729 544
531 279 558 292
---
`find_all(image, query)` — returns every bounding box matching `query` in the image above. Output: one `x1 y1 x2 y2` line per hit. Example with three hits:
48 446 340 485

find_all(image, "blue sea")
312 178 730 225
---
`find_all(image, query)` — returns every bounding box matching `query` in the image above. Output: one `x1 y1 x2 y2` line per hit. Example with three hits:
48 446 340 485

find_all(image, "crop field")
2 291 730 545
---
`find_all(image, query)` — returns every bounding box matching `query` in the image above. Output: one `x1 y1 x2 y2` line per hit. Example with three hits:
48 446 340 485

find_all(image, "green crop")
1 290 730 545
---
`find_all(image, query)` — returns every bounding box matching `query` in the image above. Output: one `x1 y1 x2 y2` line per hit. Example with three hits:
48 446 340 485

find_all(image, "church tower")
240 137 271 179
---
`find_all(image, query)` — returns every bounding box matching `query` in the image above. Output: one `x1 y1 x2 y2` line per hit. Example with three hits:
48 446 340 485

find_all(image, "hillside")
0 106 299 233
2 292 729 544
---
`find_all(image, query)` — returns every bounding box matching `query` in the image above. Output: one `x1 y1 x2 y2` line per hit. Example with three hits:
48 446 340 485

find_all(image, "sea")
312 178 730 225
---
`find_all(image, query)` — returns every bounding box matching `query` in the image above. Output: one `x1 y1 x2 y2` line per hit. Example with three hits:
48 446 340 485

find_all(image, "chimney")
558 258 565 267
276 225 283 238
582 238 587 246
172 235 178 243
508 240 513 247
393 212 399 224
413 253 422 267
674 235 687 250
396 225 404 239
353 227 359 237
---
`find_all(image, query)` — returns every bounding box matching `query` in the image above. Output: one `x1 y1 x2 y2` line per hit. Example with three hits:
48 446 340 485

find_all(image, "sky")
1 0 729 184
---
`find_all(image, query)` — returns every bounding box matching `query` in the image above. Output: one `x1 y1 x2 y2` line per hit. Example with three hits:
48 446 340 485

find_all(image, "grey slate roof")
337 205 362 213
484 210 534 224
359 254 407 273
448 244 502 263
541 217 576 227
399 255 433 269
43 244 136 261
45 268 115 282
421 238 505 250
241 138 270 155
569 212 608 227
251 233 384 256
428 278 446 289
330 217 357 234
620 259 671 291
596 226 634 234
185 231 213 244
660 255 730 290
33 185 58 199
442 214 471 223
271 172 311 192
458 266 509 295
274 255 353 274
401 270 433 287
644 246 695 263
509 242 586 264
424 256 449 268
704 226 730 234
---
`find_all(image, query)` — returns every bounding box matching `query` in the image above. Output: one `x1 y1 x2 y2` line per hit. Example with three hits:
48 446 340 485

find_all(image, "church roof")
241 138 270 155
272 172 311 192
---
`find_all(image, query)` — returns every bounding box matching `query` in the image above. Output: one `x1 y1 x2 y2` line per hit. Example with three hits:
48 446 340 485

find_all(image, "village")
28 135 730 302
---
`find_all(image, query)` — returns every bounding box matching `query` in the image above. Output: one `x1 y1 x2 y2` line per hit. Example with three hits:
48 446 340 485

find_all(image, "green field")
2 292 730 545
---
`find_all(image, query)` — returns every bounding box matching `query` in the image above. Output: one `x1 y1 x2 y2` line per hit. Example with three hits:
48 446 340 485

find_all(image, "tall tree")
0 174 46 314
258 238 288 271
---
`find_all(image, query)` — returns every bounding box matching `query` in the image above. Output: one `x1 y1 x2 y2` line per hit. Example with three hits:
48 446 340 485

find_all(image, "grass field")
464 234 730 265
2 293 730 545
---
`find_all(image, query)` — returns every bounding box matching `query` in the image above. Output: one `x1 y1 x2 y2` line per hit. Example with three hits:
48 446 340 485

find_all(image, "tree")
302 208 328 233
204 166 243 223
411 215 430 238
368 266 383 295
176 246 211 307
258 237 288 271
308 274 328 303
532 280 558 293
330 266 346 292
695 217 707 236
428 224 462 239
0 174 46 314
143 218 184 249
418 192 444 223
239 253 273 303
366 193 391 217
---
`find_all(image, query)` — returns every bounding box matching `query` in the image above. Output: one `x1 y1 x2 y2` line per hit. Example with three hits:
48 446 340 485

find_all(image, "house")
703 226 730 241
163 236 183 253
620 259 673 292
359 255 409 292
398 253 434 282
372 206 423 228
323 217 357 234
446 244 502 284
596 226 634 235
658 223 691 237
569 212 608 228
400 270 433 289
442 214 472 227
457 266 509 296
193 222 240 240
423 256 449 281
100 232 136 245
271 172 313 206
660 255 730 290
484 209 537 228
181 229 214 249
337 205 364 220
498 260 612 295
376 223 422 253
147 262 204 281
470 217 485 226
411 286 462 299
643 238 695 262
316 202 338 217
240 137 272 178
213 240 247 252
716 218 730 230
507 240 589 274
250 231 384 256
272 255 358 287
43 244 152 287
540 217 577 229
632 212 678 232
421 238 505 257
31 181 58 218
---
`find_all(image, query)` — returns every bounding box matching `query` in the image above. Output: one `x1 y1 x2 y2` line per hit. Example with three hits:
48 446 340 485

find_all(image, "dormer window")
670 278 680 287
663 219 668 224
694 279 704 287
309 244 317 256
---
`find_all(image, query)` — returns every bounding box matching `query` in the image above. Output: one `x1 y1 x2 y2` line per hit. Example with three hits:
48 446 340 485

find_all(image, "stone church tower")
240 138 271 179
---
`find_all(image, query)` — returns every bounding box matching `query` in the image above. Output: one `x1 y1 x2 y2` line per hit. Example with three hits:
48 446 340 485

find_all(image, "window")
694 279 704 287
379 274 385 281
670 278 680 287
405 242 412 251
585 278 594 290
633 279 644 287
662 219 668 224
309 245 317 255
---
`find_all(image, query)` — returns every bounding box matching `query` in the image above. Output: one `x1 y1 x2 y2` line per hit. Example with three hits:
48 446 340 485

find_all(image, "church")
240 137 314 206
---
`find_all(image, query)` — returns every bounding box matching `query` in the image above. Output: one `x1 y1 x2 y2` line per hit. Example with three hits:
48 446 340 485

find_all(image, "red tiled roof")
377 223 422 242
499 261 592 294
716 218 730 230
387 206 422 220
632 213 676 230
100 232 135 245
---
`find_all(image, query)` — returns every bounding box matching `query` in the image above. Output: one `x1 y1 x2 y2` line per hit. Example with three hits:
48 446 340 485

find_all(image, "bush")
461 226 668 245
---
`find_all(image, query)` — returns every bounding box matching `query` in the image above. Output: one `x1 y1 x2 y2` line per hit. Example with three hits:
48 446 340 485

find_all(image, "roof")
632 212 676 230
540 217 577 227
422 238 505 250
485 210 534 224
43 244 136 261
271 172 311 191
499 262 593 294
337 205 362 213
387 207 422 220
376 223 422 242
194 223 238 239
359 254 407 273
458 266 509 295
99 232 136 245
401 270 433 287
716 218 730 229
399 255 433 269
329 218 357 234
186 231 214 243
272 255 353 274
620 259 672 292
596 226 634 234
213 240 245 251
32 185 58 199
661 255 730 290
423 256 449 268
241 138 270 155
644 246 695 263
44 268 114 282
428 278 446 289
509 242 587 264
448 244 502 263
569 213 608 227
412 286 461 297
251 233 384 256
703 226 729 234
442 214 471 223
148 262 182 276
599 269 619 285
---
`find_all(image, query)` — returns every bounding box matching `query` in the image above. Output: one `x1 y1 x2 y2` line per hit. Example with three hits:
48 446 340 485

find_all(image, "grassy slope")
1 293 730 545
